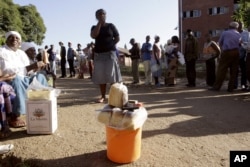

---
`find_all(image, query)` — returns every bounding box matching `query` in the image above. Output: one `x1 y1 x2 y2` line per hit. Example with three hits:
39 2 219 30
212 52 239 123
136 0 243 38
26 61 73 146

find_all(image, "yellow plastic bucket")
106 126 142 163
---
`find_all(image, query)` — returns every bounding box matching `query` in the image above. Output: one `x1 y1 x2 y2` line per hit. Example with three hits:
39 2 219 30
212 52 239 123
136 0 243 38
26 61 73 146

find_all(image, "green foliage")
18 5 46 45
233 0 250 27
0 0 46 45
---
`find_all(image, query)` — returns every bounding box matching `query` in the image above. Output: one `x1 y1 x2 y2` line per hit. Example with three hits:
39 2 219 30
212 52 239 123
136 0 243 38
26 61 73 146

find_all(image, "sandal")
96 97 106 103
0 129 12 139
8 117 26 128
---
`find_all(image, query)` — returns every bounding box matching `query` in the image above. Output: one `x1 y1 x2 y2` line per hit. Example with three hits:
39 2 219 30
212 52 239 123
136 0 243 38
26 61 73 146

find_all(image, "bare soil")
1 74 250 167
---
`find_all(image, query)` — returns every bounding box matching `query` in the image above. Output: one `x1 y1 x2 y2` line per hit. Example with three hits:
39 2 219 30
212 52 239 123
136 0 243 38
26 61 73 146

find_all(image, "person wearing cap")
129 38 141 84
0 31 47 128
209 21 241 92
90 9 122 103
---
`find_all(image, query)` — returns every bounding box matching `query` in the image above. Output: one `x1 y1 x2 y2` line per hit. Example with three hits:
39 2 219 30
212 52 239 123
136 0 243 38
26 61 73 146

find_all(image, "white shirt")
0 45 29 77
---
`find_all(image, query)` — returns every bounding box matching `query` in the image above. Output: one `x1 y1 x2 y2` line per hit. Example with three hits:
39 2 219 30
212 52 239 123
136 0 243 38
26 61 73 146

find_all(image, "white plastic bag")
177 52 185 65
27 77 61 100
96 104 148 130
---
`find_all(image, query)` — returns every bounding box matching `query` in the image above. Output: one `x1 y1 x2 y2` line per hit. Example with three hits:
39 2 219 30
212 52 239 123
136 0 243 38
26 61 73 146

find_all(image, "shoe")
0 128 11 139
155 83 161 87
167 84 175 87
227 89 234 93
241 85 248 91
208 87 220 91
144 82 151 86
0 144 14 154
8 117 26 128
59 76 65 78
186 84 196 87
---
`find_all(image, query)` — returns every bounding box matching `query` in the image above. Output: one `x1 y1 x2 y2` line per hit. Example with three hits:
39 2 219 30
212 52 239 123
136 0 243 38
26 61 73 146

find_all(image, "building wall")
179 0 236 56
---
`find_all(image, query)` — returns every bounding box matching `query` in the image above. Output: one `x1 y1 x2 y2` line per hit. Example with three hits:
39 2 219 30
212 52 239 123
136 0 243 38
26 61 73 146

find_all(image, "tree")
232 0 250 27
0 0 22 45
0 0 46 45
18 5 46 45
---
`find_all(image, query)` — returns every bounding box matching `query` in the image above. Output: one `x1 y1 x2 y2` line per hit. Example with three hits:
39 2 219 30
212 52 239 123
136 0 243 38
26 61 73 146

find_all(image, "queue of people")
125 21 250 93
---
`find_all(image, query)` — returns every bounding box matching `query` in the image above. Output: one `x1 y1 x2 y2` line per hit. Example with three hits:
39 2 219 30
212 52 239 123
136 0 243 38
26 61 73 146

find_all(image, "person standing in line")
209 22 241 92
241 25 250 91
90 8 122 103
47 44 57 77
59 41 67 78
184 29 199 87
152 35 162 87
141 35 152 85
129 38 141 84
67 42 76 78
76 43 87 79
202 34 221 87
164 36 182 86
85 42 94 79
237 22 249 90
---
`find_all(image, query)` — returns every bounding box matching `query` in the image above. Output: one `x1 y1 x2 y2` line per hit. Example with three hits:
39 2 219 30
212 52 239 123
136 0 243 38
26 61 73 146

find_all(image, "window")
183 10 201 18
209 29 224 37
208 7 229 15
193 31 201 38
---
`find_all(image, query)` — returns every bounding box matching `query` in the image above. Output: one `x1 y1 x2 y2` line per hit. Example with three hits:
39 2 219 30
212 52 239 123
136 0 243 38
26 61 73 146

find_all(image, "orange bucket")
106 126 142 163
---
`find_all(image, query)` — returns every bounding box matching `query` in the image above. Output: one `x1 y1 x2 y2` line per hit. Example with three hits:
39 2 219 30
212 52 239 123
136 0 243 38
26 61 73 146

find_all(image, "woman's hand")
0 73 16 81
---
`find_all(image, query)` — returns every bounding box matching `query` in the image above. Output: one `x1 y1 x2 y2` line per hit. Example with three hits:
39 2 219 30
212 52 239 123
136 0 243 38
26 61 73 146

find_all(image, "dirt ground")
1 73 250 167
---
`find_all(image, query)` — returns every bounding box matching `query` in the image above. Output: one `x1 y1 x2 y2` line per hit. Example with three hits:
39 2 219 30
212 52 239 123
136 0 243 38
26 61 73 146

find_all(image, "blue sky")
13 0 178 51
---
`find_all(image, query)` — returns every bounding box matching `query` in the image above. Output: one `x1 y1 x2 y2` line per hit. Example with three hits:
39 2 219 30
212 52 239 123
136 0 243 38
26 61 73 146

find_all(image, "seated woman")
0 31 48 129
0 80 15 138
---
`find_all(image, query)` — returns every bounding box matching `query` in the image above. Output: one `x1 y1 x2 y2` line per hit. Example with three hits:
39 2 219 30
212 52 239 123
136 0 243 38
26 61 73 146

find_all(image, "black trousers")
246 53 250 84
61 59 66 77
206 58 216 86
68 59 75 76
185 58 197 86
214 49 239 91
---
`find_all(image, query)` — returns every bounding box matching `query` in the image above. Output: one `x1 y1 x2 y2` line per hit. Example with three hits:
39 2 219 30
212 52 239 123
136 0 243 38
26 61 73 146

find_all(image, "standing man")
210 22 241 92
141 35 152 85
184 29 199 87
59 41 66 78
67 42 76 78
129 38 141 84
47 44 57 77
85 42 94 79
237 22 249 90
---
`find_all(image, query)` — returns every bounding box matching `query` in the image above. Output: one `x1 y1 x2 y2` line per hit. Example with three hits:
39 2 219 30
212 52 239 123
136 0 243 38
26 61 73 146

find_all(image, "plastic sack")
108 83 128 108
96 104 148 130
27 77 61 100
177 52 185 65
